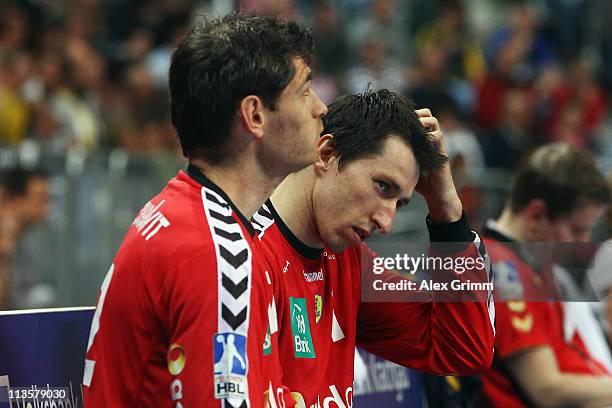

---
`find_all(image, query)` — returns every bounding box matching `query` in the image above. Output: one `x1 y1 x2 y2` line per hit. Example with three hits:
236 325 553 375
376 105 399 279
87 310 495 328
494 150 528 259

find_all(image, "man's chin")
324 238 350 254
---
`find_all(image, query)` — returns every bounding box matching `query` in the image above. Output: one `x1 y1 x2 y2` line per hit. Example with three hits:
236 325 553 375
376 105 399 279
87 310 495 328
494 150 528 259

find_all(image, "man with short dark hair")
83 14 327 407
252 90 495 405
0 167 50 309
481 143 612 407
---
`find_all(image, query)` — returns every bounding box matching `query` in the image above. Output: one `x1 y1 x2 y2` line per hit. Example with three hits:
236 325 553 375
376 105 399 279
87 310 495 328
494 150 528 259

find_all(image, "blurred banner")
354 348 422 407
0 308 422 407
0 307 91 407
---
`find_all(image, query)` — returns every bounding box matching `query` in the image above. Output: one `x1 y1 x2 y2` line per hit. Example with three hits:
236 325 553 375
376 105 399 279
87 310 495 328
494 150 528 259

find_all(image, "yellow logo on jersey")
508 301 526 313
315 295 322 323
167 344 186 375
512 313 534 332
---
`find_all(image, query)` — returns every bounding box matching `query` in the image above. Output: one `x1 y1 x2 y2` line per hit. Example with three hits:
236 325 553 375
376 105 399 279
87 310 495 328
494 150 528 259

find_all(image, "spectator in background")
600 0 612 89
536 59 608 148
481 143 612 407
476 31 535 132
479 89 535 170
0 3 29 54
240 0 297 19
405 43 452 111
484 3 556 83
0 167 52 310
436 97 484 220
0 52 32 146
307 0 346 103
476 4 557 134
310 1 350 78
346 37 406 93
118 62 172 154
412 0 485 114
348 0 409 66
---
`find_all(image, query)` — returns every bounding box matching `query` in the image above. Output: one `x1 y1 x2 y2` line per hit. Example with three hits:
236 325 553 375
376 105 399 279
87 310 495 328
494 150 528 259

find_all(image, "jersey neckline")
185 164 256 237
266 199 323 260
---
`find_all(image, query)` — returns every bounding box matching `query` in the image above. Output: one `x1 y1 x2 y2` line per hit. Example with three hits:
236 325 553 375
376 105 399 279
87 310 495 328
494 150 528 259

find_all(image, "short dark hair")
322 89 447 178
169 13 314 159
0 167 48 198
510 143 611 219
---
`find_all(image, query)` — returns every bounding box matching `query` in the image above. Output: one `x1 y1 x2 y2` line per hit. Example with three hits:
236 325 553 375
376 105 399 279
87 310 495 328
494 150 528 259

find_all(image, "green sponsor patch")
289 297 315 358
263 325 272 356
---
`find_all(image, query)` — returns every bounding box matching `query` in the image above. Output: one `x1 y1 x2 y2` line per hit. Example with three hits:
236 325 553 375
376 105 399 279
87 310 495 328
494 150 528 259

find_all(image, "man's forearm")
509 347 612 408
428 195 463 223
536 373 612 408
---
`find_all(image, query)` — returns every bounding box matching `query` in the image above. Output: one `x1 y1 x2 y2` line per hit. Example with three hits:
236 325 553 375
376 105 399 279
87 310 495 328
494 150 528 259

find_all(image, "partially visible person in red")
481 143 612 407
537 59 608 148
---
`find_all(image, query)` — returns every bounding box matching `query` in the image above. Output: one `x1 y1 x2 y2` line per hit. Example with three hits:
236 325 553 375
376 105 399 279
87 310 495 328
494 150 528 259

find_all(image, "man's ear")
239 95 266 139
314 134 337 174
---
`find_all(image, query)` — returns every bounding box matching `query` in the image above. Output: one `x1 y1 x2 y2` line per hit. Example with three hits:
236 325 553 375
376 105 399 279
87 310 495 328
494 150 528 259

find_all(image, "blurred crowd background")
0 0 611 310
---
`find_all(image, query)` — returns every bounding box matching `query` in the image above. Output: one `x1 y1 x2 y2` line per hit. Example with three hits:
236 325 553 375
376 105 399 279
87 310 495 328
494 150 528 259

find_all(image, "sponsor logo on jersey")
314 295 322 324
264 381 288 408
170 378 185 407
323 251 336 260
167 344 186 375
495 260 524 299
167 344 187 407
263 325 272 356
291 384 352 408
331 311 345 342
132 199 170 240
213 332 247 399
290 297 316 358
511 313 534 332
303 269 324 282
508 301 526 313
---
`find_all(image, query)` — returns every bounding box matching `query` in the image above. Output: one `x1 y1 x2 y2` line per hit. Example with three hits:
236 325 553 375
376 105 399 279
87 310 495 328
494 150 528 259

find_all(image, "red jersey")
252 201 495 407
481 224 611 407
83 167 290 408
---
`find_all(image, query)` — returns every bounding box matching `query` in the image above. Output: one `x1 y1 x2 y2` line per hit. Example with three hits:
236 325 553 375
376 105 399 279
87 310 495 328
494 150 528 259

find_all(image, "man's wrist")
427 196 463 223
426 212 474 243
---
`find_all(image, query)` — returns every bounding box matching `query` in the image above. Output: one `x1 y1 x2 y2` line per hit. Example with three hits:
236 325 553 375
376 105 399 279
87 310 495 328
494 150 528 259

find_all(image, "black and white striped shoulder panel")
201 186 252 407
473 231 495 337
251 203 276 239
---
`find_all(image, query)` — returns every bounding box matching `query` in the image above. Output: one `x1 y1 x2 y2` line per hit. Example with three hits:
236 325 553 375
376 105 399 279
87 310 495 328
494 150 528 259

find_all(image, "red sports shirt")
83 167 291 408
481 224 611 407
252 201 495 407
